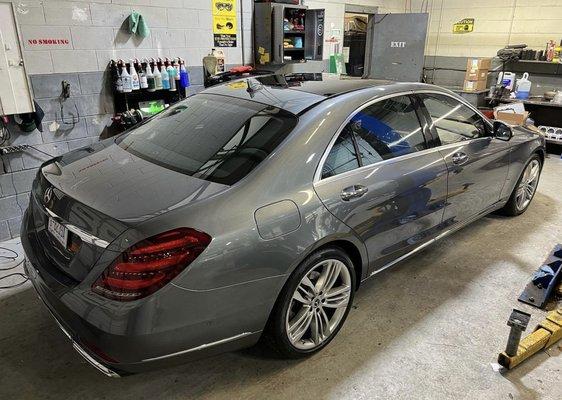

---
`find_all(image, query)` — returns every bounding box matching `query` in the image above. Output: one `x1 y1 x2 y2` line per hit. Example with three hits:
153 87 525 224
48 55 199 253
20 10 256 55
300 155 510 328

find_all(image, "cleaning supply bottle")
173 59 181 88
138 59 148 89
153 59 163 90
130 59 140 90
515 72 532 100
120 60 133 93
166 58 176 91
146 61 156 92
114 60 124 93
179 58 190 88
160 60 170 90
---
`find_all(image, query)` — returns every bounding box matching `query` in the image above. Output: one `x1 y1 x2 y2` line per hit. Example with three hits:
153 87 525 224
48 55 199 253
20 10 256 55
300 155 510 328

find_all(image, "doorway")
343 12 369 77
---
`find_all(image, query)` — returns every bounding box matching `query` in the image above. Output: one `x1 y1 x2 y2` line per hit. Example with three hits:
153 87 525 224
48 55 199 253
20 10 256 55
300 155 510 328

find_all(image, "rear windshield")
118 94 298 185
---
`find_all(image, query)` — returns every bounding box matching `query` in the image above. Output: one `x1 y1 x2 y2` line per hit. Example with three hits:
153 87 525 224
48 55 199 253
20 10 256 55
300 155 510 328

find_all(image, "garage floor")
1 156 561 400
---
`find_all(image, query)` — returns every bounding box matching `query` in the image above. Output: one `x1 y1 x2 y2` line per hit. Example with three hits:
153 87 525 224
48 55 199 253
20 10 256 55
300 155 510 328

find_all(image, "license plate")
48 217 68 248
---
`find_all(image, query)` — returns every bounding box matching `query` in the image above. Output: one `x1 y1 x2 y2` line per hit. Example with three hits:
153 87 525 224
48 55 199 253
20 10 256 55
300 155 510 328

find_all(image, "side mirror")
493 120 513 141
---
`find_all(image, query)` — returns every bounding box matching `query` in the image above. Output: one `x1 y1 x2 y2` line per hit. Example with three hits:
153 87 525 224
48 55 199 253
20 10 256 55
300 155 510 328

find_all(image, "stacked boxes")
463 58 491 92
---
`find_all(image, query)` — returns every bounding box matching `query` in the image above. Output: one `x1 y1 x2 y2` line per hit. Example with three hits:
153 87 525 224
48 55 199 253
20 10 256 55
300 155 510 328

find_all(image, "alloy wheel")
515 159 540 211
285 259 352 350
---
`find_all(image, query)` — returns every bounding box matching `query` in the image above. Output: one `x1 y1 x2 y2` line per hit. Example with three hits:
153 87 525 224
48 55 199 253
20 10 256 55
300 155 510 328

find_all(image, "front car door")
314 94 449 275
416 92 510 227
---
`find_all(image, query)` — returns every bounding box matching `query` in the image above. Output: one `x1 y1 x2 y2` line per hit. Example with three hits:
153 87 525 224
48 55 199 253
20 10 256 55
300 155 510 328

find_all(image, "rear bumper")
21 210 282 375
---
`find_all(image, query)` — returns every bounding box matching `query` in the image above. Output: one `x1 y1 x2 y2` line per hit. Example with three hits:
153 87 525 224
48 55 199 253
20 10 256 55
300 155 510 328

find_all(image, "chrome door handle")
341 185 368 201
452 152 469 165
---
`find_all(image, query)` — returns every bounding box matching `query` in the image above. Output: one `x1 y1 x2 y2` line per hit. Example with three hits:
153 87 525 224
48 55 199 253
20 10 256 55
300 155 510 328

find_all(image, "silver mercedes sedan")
22 73 545 376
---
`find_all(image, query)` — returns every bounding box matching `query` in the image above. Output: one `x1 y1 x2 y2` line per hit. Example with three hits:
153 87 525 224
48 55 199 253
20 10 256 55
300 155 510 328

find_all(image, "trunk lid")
30 140 228 283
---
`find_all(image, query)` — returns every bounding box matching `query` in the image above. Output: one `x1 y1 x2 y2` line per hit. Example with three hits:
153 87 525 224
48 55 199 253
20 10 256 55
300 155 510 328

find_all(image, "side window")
321 128 360 178
420 94 487 145
349 95 427 166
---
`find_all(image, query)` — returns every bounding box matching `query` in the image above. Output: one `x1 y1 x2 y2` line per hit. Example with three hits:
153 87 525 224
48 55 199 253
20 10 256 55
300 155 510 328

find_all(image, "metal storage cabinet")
254 2 324 66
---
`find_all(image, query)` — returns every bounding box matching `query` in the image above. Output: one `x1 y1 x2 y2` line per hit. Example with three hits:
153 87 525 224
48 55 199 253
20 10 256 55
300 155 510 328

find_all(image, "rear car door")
314 94 449 275
416 93 510 226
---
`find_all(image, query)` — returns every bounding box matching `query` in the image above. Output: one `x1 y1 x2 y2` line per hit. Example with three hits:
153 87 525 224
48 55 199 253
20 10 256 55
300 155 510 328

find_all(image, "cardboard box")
463 79 487 92
495 111 530 126
465 69 488 81
466 57 492 72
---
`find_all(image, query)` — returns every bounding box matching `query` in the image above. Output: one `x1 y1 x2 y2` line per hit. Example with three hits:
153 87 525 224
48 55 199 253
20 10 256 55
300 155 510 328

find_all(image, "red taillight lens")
92 228 211 301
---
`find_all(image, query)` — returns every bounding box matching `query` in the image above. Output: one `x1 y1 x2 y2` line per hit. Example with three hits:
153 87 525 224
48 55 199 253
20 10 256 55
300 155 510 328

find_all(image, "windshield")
118 94 298 185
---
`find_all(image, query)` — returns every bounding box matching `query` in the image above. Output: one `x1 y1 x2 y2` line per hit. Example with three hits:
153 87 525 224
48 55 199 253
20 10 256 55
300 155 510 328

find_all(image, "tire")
500 154 542 216
263 247 356 358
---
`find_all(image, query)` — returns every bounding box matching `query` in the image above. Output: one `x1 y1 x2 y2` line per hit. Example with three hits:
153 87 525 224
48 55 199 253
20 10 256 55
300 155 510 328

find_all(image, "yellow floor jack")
498 245 562 369
498 304 562 369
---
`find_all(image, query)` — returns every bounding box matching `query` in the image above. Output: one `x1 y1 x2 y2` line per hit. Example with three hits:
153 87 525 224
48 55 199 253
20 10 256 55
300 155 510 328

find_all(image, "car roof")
202 73 401 114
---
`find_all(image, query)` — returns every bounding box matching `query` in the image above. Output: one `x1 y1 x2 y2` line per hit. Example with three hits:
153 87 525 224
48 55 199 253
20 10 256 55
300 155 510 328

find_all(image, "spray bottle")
146 61 156 92
179 58 190 88
130 59 140 90
153 59 163 90
166 58 177 91
160 59 170 90
120 60 133 93
138 59 148 89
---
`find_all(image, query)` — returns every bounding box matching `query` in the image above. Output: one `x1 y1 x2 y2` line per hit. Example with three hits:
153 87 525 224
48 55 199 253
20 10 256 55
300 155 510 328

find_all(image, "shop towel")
128 12 150 38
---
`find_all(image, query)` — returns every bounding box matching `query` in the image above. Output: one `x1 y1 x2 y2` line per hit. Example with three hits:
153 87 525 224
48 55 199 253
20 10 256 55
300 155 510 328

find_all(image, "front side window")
420 94 487 145
320 95 426 179
118 94 297 185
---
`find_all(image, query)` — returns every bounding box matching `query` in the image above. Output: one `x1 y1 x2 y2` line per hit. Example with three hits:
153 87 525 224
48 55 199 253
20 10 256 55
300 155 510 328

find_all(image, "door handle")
452 152 469 165
341 185 368 201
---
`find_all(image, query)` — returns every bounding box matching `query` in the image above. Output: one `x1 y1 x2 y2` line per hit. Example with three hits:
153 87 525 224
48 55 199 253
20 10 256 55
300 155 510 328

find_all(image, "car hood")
41 140 229 224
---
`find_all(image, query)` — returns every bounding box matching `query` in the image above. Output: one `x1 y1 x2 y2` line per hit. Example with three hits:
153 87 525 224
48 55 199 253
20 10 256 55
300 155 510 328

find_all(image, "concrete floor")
1 156 562 400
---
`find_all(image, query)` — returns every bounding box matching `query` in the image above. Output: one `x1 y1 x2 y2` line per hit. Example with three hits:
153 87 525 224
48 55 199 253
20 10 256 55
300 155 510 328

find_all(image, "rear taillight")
92 228 211 301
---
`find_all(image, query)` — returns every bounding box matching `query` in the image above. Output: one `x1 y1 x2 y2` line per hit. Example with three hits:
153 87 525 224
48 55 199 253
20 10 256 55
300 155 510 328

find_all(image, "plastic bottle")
120 61 133 93
160 62 170 90
146 62 156 92
130 59 140 90
515 72 532 99
154 59 163 90
173 59 181 89
114 60 123 93
138 60 148 89
179 59 190 88
166 59 177 91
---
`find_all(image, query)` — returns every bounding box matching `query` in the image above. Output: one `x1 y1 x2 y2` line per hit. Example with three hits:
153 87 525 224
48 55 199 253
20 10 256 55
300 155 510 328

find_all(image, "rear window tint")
118 94 297 185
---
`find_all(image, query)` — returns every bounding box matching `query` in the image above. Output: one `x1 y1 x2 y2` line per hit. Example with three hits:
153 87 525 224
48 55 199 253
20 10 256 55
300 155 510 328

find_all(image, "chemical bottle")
114 60 123 93
497 71 516 91
146 62 156 92
130 59 140 90
153 59 163 90
179 59 190 88
138 59 148 89
160 61 170 90
120 61 133 93
173 59 181 88
166 59 177 91
515 72 532 99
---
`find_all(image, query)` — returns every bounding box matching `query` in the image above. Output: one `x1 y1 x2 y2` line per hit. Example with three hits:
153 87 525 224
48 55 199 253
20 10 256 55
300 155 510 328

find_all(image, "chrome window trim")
313 89 493 184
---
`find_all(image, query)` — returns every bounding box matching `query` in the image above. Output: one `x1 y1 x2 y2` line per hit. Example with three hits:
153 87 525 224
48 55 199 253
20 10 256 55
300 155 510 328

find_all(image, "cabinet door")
305 9 325 61
272 3 286 64
0 3 34 115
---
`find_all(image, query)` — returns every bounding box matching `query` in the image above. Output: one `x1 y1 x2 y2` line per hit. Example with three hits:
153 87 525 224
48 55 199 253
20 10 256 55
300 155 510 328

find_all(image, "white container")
497 71 516 91
515 72 531 99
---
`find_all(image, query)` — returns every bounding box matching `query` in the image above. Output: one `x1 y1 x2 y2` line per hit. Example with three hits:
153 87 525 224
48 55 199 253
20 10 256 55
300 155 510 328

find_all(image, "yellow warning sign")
212 0 237 47
453 18 474 34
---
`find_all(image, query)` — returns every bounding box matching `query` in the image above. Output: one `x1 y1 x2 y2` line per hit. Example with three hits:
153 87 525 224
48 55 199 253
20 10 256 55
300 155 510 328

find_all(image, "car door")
416 93 510 226
314 94 449 274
